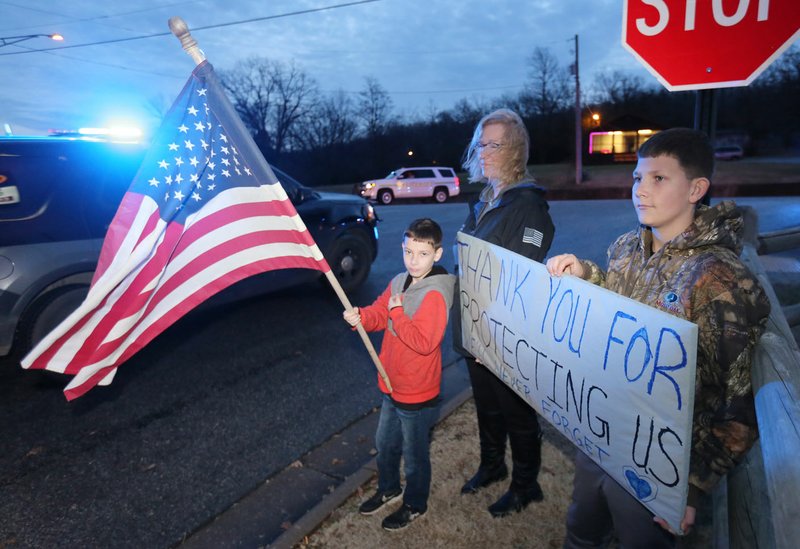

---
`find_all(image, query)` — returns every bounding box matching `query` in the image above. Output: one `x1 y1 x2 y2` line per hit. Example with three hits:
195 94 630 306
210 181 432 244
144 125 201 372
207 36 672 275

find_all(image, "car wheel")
433 187 449 203
16 284 89 357
378 190 394 205
326 235 372 292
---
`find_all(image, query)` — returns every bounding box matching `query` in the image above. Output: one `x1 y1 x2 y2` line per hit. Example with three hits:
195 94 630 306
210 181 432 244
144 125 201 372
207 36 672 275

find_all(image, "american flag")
21 61 331 400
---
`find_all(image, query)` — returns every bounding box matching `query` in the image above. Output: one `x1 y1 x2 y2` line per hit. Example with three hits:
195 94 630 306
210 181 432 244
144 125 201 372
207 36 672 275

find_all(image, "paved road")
0 196 796 548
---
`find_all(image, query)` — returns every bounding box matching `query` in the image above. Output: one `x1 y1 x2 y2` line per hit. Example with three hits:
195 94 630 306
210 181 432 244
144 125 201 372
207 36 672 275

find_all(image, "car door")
405 168 436 198
394 169 414 199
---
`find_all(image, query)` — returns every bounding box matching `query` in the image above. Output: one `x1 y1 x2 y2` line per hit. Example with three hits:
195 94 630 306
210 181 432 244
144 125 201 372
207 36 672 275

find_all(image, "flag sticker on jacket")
522 227 544 247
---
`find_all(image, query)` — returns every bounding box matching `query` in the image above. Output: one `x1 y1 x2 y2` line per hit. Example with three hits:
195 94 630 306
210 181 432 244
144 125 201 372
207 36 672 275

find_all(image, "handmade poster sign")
456 232 698 532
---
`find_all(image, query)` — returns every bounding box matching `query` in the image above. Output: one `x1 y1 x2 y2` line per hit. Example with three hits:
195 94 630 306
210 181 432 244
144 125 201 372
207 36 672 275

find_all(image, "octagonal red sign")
623 0 800 90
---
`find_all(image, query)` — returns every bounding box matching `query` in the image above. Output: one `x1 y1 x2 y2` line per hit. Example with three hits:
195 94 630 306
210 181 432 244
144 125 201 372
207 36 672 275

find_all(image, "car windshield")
384 171 397 179
271 166 319 205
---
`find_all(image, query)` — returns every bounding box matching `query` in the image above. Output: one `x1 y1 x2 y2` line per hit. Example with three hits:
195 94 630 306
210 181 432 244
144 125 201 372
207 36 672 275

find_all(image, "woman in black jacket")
455 108 555 517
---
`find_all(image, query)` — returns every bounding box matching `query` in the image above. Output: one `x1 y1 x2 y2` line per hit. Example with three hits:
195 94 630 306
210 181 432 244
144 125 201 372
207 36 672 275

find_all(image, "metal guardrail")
715 208 800 549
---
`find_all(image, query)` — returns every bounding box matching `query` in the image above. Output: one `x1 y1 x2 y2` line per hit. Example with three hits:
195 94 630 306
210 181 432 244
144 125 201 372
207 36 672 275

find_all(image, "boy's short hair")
404 218 443 249
638 127 715 206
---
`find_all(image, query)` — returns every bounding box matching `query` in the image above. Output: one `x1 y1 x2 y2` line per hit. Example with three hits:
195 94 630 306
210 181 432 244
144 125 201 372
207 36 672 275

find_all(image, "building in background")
588 115 662 163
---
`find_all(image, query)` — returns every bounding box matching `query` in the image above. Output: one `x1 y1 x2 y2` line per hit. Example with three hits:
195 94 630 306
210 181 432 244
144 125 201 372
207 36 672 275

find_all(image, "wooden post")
725 438 775 549
757 227 800 255
167 16 392 393
721 206 800 548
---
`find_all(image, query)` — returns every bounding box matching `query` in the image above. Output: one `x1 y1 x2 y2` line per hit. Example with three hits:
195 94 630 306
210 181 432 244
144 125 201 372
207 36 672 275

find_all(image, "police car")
0 135 379 358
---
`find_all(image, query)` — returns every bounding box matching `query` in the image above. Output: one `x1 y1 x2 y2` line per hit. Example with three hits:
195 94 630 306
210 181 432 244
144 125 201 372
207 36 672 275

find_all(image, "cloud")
1 0 655 135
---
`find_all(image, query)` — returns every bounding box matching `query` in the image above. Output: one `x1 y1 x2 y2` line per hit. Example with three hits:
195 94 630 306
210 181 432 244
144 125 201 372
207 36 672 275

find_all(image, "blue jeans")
375 394 440 512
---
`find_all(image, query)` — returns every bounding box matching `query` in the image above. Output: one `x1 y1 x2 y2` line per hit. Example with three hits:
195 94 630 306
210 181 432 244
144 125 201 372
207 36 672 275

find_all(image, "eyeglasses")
477 141 504 153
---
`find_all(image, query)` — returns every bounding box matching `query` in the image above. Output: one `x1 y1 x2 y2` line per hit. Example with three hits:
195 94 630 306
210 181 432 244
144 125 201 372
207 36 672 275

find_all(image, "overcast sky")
1 0 654 137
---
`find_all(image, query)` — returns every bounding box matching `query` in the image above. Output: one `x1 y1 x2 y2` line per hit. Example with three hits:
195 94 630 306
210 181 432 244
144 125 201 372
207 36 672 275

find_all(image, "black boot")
462 405 507 495
461 462 509 494
488 484 544 517
509 427 543 491
487 428 544 515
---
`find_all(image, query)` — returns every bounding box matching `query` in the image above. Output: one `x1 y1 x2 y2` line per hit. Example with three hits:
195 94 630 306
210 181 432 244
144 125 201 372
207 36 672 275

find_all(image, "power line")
0 1 195 33
375 84 525 95
8 42 186 79
0 0 381 57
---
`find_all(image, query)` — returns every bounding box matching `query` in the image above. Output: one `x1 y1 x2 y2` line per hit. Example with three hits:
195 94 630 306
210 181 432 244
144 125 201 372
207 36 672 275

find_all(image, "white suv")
359 166 460 204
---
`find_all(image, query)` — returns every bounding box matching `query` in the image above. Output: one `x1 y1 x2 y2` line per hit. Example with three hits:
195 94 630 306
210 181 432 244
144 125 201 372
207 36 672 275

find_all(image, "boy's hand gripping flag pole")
168 17 391 393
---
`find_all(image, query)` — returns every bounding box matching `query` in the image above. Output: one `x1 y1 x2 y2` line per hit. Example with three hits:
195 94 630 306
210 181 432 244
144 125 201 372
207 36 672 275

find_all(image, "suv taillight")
454 176 460 188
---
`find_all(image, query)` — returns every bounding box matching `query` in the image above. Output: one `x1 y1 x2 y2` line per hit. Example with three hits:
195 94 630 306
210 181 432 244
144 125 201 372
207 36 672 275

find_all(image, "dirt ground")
295 399 712 548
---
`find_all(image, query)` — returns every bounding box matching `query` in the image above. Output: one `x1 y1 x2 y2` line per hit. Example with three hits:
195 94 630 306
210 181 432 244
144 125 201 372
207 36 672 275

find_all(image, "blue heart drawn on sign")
625 469 653 500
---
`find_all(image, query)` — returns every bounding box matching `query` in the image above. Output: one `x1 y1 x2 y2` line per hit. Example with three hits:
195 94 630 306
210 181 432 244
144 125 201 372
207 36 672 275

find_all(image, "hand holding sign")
546 254 586 279
654 505 696 536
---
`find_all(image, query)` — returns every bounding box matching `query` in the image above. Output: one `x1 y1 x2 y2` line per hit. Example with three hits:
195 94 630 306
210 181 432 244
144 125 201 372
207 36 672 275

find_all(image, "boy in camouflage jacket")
547 128 770 548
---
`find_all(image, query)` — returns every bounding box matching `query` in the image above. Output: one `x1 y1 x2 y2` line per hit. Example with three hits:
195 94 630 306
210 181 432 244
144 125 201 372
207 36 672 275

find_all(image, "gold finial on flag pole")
168 17 206 65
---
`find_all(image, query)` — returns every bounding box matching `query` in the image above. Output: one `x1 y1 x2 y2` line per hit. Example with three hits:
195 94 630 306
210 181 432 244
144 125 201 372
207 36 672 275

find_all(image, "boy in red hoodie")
344 218 455 531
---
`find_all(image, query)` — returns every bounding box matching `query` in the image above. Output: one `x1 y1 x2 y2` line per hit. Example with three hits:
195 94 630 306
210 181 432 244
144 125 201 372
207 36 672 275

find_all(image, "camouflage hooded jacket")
580 201 770 503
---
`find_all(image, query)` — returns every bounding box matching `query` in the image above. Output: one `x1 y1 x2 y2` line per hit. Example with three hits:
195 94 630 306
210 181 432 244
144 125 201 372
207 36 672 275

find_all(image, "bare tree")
523 47 572 116
357 76 394 137
292 90 358 150
760 44 800 86
592 70 648 105
220 57 318 154
220 57 277 152
447 97 490 126
271 60 319 153
491 92 525 114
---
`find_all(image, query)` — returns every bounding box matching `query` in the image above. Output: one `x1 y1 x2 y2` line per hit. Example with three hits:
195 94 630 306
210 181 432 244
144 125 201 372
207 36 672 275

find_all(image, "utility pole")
573 34 582 185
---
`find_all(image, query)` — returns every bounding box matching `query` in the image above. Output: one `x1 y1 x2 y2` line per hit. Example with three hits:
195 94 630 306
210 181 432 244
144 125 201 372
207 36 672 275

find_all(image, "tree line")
218 46 800 188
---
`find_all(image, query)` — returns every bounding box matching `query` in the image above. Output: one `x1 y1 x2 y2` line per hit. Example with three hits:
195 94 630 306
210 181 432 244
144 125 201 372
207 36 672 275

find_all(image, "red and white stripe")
22 182 329 400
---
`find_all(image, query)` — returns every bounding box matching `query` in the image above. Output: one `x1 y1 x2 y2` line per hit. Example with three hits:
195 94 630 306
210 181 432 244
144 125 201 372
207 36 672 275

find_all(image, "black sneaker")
382 503 426 531
358 488 403 515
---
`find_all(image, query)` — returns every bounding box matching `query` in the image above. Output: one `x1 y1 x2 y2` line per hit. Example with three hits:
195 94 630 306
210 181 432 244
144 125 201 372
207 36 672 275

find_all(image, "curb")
178 359 472 549
271 384 474 549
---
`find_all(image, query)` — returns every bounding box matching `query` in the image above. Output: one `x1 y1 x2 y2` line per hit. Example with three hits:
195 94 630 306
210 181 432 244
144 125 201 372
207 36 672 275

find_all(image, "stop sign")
623 0 800 90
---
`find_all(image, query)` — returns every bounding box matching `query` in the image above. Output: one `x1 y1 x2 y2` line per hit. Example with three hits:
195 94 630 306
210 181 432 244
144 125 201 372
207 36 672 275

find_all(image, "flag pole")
167 16 392 393
321 270 392 392
168 17 206 65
